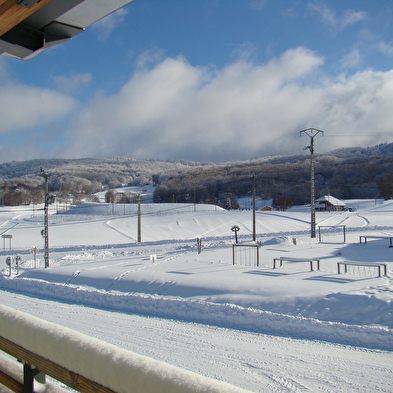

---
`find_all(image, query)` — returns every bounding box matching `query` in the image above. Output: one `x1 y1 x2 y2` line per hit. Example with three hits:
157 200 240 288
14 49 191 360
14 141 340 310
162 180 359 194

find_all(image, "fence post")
23 364 45 393
197 238 202 254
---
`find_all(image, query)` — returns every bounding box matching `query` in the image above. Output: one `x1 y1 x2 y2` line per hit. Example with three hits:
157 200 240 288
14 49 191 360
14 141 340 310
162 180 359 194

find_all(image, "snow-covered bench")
337 261 387 277
273 257 320 271
359 235 393 248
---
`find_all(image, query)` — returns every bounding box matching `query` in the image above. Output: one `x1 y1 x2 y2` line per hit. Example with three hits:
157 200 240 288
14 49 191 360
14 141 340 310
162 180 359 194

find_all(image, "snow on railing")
0 305 252 393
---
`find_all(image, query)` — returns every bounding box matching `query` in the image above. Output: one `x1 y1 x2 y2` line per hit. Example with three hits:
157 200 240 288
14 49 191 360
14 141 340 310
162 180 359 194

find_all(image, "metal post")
137 194 142 243
197 237 202 254
300 128 324 238
32 246 37 268
252 174 256 242
231 225 240 243
40 168 50 268
23 364 45 393
6 256 12 277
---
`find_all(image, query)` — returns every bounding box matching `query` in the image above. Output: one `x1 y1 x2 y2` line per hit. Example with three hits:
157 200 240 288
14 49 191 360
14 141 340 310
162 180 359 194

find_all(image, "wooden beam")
0 353 23 393
0 368 23 393
0 0 53 36
0 335 117 393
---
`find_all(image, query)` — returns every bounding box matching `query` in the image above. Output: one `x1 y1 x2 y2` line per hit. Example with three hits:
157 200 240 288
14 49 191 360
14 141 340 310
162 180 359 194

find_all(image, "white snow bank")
0 304 251 393
1 277 392 351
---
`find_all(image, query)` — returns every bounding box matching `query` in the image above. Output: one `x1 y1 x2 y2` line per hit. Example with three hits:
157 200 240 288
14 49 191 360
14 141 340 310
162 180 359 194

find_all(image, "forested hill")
327 143 393 158
0 157 209 182
153 143 393 205
0 143 392 206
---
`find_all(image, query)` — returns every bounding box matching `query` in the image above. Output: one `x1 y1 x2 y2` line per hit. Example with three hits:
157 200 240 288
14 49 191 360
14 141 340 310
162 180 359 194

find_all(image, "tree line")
0 144 392 207
153 155 393 208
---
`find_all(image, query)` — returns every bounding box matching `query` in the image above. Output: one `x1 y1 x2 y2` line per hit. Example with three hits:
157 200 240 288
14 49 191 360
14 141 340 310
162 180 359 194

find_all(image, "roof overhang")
0 0 136 60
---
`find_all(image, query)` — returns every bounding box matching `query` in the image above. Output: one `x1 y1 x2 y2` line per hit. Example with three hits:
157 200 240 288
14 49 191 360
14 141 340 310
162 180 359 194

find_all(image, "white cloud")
57 47 392 162
90 8 128 41
0 83 76 134
341 9 368 27
50 73 92 95
2 47 393 163
250 0 268 11
340 48 362 69
378 41 393 57
307 3 367 30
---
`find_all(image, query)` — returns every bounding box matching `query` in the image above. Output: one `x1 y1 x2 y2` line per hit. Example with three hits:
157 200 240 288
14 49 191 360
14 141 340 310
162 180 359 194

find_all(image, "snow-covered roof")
316 195 346 206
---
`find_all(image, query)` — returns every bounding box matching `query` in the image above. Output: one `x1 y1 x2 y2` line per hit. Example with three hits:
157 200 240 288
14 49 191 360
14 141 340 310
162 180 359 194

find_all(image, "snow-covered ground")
0 199 392 392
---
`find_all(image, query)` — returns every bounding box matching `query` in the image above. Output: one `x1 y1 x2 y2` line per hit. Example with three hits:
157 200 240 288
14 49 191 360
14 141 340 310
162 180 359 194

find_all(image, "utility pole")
252 174 256 241
137 193 142 243
40 167 53 268
300 128 324 238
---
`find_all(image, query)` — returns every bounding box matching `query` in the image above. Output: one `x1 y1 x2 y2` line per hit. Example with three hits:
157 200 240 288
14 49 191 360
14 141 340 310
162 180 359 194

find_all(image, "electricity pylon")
300 128 324 238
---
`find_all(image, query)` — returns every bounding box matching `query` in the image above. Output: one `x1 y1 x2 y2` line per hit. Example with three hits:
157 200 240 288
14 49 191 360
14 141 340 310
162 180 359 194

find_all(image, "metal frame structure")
232 243 261 267
318 225 346 243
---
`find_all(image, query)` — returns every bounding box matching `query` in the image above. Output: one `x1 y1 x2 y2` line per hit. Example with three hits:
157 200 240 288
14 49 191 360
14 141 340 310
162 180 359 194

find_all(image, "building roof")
0 0 136 60
316 195 346 206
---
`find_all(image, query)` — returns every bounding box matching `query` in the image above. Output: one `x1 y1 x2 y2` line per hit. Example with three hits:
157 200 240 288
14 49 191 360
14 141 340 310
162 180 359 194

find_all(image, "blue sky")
1 0 393 163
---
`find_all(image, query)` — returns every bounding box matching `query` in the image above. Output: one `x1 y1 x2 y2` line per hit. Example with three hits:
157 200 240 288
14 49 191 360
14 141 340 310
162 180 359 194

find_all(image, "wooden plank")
0 368 23 393
0 353 23 393
0 0 53 36
0 336 117 393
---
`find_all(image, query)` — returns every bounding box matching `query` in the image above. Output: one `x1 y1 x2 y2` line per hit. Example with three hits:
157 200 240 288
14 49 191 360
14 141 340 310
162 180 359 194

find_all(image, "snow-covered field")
0 199 392 392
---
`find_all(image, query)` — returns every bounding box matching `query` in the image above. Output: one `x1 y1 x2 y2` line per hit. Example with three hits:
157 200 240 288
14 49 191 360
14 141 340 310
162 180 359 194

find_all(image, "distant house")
315 196 346 211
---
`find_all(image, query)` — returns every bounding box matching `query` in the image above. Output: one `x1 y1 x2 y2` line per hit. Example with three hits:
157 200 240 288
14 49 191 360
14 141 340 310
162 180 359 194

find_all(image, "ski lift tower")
300 128 324 238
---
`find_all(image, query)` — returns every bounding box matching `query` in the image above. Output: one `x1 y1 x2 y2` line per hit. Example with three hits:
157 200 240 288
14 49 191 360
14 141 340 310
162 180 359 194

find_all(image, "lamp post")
231 225 240 243
300 128 324 238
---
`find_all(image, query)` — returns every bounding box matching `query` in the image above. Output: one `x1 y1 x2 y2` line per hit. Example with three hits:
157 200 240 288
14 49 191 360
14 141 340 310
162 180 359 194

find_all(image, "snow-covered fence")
0 305 252 393
232 242 261 267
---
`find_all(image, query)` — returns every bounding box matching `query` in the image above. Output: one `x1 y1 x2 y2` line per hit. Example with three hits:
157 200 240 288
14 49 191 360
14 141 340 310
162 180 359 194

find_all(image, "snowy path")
1 289 391 393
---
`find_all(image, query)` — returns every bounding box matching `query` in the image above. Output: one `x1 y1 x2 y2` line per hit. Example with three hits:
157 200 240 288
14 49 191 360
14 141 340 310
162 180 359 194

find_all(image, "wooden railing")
0 335 113 393
0 305 251 393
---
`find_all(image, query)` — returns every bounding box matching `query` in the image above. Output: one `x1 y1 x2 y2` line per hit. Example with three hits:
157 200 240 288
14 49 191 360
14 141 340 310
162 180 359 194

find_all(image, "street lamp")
231 225 240 244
